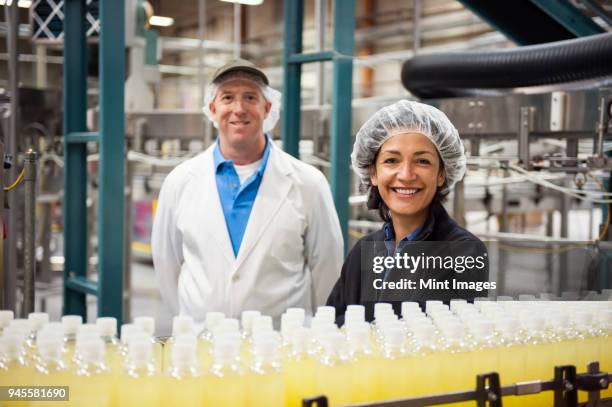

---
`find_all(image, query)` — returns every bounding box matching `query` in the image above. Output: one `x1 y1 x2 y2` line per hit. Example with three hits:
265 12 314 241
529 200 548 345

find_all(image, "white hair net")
202 70 281 134
352 100 466 195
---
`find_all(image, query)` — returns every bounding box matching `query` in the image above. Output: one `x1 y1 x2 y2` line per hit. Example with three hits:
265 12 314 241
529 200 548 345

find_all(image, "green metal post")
98 0 125 325
330 1 355 249
530 0 604 37
281 0 303 158
63 0 88 319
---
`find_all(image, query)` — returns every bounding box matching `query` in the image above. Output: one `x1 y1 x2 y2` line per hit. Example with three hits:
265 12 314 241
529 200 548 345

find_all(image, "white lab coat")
151 141 344 330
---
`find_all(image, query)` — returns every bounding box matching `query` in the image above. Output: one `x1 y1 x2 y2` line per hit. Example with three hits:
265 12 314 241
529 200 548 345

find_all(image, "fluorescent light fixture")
220 0 264 5
149 15 174 27
0 0 32 7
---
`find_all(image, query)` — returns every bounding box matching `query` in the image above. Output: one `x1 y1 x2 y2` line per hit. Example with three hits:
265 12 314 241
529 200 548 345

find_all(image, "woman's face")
370 132 445 220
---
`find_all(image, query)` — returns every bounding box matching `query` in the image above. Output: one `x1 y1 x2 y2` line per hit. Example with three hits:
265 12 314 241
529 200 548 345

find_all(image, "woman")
327 100 488 323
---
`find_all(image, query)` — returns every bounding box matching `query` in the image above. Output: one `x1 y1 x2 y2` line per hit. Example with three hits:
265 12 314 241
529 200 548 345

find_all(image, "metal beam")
281 0 304 158
330 1 356 249
98 0 125 325
63 0 88 320
530 0 604 37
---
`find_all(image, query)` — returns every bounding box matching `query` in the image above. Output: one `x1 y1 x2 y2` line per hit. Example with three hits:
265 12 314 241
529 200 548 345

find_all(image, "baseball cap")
210 59 269 86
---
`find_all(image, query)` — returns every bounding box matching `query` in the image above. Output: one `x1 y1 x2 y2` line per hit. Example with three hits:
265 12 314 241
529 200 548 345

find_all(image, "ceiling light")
149 15 174 27
220 0 264 5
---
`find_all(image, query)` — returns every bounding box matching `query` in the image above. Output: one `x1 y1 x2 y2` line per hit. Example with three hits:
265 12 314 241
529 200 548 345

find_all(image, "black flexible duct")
401 32 612 99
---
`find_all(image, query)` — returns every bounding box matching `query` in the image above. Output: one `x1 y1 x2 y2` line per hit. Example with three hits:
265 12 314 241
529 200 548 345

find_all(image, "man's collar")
213 133 270 172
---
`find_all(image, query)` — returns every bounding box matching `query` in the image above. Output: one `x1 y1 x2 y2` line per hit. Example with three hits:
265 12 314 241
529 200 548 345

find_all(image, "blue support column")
63 0 88 319
330 2 356 248
98 0 125 325
281 0 303 158
530 0 604 37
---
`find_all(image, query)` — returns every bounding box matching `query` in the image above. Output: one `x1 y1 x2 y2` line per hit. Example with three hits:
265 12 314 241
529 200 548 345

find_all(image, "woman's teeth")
393 188 419 196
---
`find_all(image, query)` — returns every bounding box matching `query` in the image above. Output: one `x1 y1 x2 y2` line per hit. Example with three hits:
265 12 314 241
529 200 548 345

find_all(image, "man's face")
209 78 271 149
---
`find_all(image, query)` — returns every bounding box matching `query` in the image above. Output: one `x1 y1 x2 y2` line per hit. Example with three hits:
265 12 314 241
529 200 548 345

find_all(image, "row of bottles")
0 300 610 407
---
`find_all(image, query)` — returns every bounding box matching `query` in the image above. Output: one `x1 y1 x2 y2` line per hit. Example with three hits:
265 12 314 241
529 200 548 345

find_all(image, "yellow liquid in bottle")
408 351 441 398
247 370 284 407
315 363 352 406
70 370 114 407
284 356 316 407
162 375 204 407
523 341 554 407
600 332 612 398
117 374 162 407
0 362 32 407
497 343 526 407
348 353 379 404
204 374 246 406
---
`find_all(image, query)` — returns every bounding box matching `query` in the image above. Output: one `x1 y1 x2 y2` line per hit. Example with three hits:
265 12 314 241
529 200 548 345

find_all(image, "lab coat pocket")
270 208 306 272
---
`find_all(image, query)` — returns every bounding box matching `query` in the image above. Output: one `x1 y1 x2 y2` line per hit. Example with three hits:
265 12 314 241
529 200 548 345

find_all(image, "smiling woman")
326 100 489 323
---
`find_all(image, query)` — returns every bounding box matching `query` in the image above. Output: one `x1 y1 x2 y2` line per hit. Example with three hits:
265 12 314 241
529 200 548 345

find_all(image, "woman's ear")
437 169 446 187
369 165 378 186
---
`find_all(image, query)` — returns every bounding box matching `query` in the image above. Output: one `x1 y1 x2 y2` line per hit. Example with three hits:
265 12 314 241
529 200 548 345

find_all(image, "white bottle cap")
79 338 106 363
0 310 14 329
0 333 24 357
205 312 225 332
120 324 142 345
286 308 306 326
346 305 366 320
128 334 153 363
240 310 261 333
280 314 301 338
383 326 405 347
315 306 336 324
133 316 155 336
252 315 273 333
218 318 239 332
77 323 100 337
39 322 65 336
96 317 117 337
471 320 495 339
253 338 278 359
3 325 30 341
441 322 464 339
374 303 393 320
401 301 421 318
37 333 64 359
174 334 197 349
412 324 435 344
172 316 195 336
28 312 50 331
598 310 612 324
212 336 240 360
61 315 83 335
171 340 197 367
290 327 311 352
318 331 343 356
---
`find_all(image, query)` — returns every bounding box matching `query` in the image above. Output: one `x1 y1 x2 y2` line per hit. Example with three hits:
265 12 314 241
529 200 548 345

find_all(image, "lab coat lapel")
234 146 292 270
199 148 235 264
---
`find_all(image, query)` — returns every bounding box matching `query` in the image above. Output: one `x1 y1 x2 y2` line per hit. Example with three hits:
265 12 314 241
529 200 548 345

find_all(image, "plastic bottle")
436 322 472 400
96 317 121 372
31 332 71 407
205 336 246 406
407 323 440 397
469 319 500 377
164 315 195 367
163 336 203 407
314 331 352 406
284 327 316 407
117 334 161 407
345 322 378 403
599 318 612 398
495 317 525 407
0 310 14 334
132 316 164 371
572 310 602 403
248 338 284 406
377 324 411 401
522 315 554 407
240 310 261 340
70 338 114 407
0 333 31 406
60 315 82 360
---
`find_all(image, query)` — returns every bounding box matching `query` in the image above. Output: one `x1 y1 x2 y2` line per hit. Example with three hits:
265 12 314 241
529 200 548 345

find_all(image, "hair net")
202 70 281 134
351 100 466 195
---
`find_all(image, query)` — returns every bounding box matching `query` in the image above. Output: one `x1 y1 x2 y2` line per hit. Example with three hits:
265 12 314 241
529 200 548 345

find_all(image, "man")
152 59 343 330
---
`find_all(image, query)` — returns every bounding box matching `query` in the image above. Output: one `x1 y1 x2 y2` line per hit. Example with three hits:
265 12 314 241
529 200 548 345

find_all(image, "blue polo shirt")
382 222 423 282
213 137 271 257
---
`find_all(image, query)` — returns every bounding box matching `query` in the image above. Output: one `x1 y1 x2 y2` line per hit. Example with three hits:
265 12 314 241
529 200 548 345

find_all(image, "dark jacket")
326 202 489 324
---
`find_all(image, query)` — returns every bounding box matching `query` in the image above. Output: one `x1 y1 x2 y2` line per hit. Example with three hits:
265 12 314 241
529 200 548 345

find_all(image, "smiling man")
152 59 343 330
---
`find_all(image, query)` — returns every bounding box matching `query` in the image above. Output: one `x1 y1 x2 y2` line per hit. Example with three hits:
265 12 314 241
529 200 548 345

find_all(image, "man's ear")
264 100 272 119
